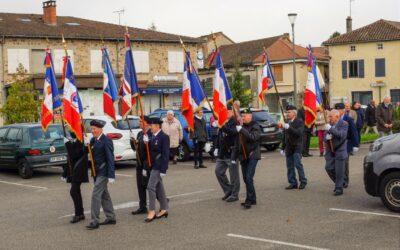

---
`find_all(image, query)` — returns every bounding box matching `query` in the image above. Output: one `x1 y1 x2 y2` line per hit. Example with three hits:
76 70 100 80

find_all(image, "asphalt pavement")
0 145 399 250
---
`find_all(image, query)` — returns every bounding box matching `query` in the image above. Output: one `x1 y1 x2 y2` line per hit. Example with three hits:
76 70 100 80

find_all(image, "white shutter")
90 49 103 73
132 50 149 73
53 49 73 74
168 51 184 73
7 49 30 73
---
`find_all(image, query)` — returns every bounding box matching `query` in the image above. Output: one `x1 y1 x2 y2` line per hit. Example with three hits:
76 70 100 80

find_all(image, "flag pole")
62 35 96 177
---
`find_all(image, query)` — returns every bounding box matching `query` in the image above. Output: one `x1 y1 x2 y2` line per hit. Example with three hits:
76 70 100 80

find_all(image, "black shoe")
199 164 207 168
302 154 309 157
99 219 116 225
173 160 177 165
241 201 256 206
285 184 298 190
70 215 85 224
225 197 239 202
334 189 343 196
343 183 348 188
242 203 252 209
86 222 99 230
299 183 307 190
156 211 168 219
222 193 231 201
144 214 157 223
194 165 199 169
132 207 148 215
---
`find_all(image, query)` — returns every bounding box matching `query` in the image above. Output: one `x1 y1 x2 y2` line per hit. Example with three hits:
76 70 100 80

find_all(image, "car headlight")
369 142 383 152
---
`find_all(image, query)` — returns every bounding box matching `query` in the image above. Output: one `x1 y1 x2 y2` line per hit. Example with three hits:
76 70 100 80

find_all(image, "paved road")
0 145 399 250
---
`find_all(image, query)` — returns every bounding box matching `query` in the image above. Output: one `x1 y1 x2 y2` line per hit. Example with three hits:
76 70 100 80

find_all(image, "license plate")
50 156 67 162
263 127 275 133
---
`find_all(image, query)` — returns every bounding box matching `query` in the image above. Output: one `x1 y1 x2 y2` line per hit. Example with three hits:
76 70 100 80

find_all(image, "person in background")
191 109 208 169
61 131 89 224
297 107 313 157
209 114 219 162
365 100 378 134
161 110 183 165
352 102 364 144
376 96 395 137
345 103 357 124
315 107 329 157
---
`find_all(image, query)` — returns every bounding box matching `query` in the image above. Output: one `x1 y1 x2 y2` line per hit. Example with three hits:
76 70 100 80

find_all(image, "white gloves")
108 178 115 184
142 169 147 177
84 140 89 147
280 150 285 156
283 123 290 129
160 173 166 178
212 121 218 127
326 124 332 131
143 135 149 142
63 137 69 144
326 134 333 140
236 126 242 132
353 147 359 152
214 149 218 157
60 177 67 182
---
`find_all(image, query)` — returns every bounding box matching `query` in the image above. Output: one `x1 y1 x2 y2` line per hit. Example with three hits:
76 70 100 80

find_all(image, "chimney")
43 0 57 26
346 16 352 33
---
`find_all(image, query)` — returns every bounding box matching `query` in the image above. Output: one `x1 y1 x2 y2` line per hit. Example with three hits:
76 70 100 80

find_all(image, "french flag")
62 56 83 141
258 52 274 104
102 48 119 122
182 54 194 129
213 51 232 127
303 47 321 128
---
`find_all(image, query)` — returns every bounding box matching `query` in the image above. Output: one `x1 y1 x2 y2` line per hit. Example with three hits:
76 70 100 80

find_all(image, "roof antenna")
113 8 125 26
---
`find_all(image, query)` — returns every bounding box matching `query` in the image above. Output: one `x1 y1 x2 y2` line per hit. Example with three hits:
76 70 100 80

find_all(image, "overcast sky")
2 0 399 46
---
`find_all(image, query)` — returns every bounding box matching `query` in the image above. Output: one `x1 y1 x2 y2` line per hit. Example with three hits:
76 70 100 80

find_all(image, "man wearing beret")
86 119 116 230
281 105 308 190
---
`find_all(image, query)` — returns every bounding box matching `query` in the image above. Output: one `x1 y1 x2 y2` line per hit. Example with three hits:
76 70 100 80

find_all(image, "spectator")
315 107 329 157
352 102 365 144
376 96 395 137
345 103 357 124
161 110 183 164
365 100 378 134
190 109 208 169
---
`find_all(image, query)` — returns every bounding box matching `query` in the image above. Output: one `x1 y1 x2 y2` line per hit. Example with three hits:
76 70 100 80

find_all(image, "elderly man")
281 105 307 190
325 109 348 196
86 120 116 230
365 100 378 134
345 103 358 124
376 96 395 137
162 110 183 164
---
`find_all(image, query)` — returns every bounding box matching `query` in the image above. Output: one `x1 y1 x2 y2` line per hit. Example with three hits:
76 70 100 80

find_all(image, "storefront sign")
153 75 179 82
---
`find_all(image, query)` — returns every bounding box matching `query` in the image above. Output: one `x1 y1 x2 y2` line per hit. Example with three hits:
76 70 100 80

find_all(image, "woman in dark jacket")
61 132 89 223
190 109 208 169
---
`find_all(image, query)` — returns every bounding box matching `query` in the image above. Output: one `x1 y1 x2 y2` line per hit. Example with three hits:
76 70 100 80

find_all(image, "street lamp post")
288 13 297 106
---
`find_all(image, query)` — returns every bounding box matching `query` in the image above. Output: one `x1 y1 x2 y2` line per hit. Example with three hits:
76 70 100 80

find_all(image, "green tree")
230 61 252 107
329 31 341 39
0 64 40 124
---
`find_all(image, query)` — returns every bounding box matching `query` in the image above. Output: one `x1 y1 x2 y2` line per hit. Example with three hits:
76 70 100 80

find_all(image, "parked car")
149 108 213 161
82 115 141 162
0 123 68 179
364 133 400 213
250 109 283 151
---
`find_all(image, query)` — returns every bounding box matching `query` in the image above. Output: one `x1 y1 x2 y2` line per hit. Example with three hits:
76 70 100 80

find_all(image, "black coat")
62 139 89 183
216 117 238 159
130 129 152 170
149 130 170 174
238 121 261 161
190 116 207 142
365 104 377 126
298 107 313 132
281 118 304 156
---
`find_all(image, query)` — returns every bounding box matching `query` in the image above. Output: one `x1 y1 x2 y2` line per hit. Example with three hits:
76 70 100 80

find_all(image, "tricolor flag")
102 48 119 122
119 31 140 118
41 48 62 131
62 55 84 141
258 52 274 104
213 51 232 127
303 47 322 128
182 52 207 130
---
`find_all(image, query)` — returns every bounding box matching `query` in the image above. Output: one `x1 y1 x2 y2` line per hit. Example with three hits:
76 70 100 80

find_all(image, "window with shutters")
377 43 383 50
243 75 251 90
375 58 385 77
90 49 103 74
168 51 184 73
7 49 30 73
53 49 74 74
350 45 356 52
272 65 283 82
31 49 46 74
133 50 149 73
348 60 358 78
347 60 364 78
390 89 400 103
352 91 372 106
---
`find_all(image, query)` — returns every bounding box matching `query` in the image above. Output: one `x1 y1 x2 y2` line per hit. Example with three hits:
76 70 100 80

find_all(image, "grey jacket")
375 103 395 133
324 119 348 160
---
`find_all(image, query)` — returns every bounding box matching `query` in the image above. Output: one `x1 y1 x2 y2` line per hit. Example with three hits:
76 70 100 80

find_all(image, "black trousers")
70 182 84 216
344 156 349 185
136 165 149 209
194 141 205 166
302 130 312 155
209 135 218 159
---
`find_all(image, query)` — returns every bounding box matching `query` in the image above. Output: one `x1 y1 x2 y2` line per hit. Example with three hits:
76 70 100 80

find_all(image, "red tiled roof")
323 19 400 45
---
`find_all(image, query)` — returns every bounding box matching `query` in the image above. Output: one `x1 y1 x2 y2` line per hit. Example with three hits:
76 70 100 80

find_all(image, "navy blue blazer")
343 114 359 152
325 119 348 160
149 130 170 174
90 134 115 178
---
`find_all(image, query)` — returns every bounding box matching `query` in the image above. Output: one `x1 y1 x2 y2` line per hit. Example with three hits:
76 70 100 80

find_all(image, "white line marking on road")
176 163 196 167
59 189 215 219
329 208 400 219
115 173 134 177
227 234 330 250
0 180 48 190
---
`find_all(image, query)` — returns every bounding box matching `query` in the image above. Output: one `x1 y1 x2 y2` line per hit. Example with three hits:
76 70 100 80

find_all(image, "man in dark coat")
281 105 308 190
352 102 365 144
376 96 395 137
365 100 378 134
298 107 313 157
130 116 152 215
62 131 89 224
324 109 348 196
86 120 116 230
236 108 261 209
190 109 208 169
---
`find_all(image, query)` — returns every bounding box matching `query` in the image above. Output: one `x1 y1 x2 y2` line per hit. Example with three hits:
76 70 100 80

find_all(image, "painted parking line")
0 180 48 190
59 188 215 219
115 173 134 177
329 208 400 219
227 234 330 250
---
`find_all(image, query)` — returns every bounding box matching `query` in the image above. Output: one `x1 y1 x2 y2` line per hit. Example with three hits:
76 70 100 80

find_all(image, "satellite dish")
197 50 204 69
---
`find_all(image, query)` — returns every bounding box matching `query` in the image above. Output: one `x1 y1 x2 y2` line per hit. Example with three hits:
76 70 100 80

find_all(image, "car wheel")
178 143 190 162
379 172 400 213
265 144 278 151
18 159 33 179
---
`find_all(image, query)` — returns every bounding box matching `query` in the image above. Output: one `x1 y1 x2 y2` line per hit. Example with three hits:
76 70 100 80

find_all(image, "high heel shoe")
156 211 168 219
144 214 157 223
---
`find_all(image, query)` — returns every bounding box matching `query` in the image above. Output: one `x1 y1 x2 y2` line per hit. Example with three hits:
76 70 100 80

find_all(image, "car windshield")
252 111 276 123
114 118 141 130
29 125 65 144
203 112 213 123
270 113 282 122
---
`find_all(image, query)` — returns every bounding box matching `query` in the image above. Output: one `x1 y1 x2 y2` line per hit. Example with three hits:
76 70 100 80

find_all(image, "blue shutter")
358 60 364 78
342 61 347 79
375 58 385 77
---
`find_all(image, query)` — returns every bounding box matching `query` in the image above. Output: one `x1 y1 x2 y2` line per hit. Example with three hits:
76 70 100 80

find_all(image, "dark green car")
0 123 68 179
